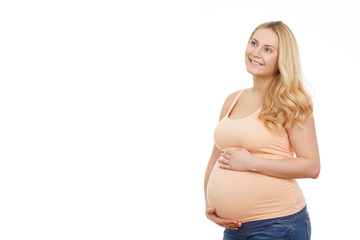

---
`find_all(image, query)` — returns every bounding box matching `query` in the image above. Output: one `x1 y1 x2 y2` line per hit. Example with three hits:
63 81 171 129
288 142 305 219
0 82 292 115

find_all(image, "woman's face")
245 28 279 78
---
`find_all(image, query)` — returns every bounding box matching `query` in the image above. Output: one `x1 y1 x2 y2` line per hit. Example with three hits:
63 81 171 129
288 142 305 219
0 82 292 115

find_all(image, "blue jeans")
223 206 311 240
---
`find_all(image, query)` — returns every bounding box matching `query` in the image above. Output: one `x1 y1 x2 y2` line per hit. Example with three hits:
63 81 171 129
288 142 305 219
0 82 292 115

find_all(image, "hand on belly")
206 163 300 222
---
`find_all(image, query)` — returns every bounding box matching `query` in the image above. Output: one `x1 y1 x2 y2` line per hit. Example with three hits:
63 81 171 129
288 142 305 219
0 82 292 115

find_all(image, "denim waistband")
239 205 308 231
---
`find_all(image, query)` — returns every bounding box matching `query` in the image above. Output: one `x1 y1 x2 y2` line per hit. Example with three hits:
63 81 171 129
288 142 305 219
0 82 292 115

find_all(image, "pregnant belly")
206 162 304 222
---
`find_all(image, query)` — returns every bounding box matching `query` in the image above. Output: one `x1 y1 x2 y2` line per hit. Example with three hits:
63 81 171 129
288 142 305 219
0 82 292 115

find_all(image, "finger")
206 207 215 214
217 156 230 165
212 215 239 229
218 163 230 169
221 220 239 229
219 159 230 169
208 211 238 227
226 148 239 155
207 212 222 223
222 152 231 160
224 149 232 155
215 217 235 225
219 153 226 159
227 222 240 230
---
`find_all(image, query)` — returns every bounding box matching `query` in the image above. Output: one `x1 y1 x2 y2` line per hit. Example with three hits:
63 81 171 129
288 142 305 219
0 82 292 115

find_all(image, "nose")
251 47 261 57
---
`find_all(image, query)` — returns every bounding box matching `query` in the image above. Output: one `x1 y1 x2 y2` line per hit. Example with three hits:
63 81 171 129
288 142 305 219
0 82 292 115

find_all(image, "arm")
218 115 320 179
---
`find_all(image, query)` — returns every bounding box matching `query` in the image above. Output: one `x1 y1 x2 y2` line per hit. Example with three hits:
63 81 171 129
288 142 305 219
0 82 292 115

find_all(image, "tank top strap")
226 90 244 117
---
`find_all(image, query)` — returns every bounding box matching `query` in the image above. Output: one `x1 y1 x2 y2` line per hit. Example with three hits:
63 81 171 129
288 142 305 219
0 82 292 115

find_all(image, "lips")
249 58 263 66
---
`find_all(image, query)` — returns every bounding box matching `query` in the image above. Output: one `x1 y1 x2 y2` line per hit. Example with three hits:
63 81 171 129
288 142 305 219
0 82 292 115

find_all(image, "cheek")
265 55 278 68
245 47 252 57
245 49 252 63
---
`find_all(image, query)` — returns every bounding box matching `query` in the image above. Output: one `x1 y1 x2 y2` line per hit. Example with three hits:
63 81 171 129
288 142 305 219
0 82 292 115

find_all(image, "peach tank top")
206 90 306 223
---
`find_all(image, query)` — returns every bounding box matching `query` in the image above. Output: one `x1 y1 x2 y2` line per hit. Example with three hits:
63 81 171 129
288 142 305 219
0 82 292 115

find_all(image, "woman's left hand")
217 148 255 171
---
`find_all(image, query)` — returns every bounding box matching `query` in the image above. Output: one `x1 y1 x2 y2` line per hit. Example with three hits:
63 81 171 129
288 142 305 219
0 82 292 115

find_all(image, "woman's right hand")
205 207 242 230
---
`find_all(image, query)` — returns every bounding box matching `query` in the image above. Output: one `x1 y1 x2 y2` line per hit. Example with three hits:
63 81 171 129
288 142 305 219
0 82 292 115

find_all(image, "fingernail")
238 223 242 227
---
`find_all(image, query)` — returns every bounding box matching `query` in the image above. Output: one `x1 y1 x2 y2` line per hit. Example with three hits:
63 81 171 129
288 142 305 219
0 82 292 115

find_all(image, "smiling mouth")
249 58 263 66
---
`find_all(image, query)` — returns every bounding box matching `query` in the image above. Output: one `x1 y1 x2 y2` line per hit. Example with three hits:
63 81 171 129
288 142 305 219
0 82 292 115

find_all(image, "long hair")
249 21 313 131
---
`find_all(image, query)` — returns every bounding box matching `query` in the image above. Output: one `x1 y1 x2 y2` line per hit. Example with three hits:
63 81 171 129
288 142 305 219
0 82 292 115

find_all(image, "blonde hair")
249 21 313 131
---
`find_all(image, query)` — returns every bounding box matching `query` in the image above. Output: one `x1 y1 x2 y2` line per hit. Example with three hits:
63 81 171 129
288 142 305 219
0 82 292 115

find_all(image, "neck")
250 75 277 98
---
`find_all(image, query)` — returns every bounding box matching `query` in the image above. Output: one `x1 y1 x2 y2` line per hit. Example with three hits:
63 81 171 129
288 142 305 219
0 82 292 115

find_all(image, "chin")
246 67 262 76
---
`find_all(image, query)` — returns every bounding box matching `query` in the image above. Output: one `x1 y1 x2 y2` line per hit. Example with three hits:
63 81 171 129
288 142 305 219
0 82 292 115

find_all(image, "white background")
1 0 359 239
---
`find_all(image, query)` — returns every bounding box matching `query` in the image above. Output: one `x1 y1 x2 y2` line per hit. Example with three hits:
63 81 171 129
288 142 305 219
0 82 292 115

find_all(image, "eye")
265 48 272 53
250 41 257 46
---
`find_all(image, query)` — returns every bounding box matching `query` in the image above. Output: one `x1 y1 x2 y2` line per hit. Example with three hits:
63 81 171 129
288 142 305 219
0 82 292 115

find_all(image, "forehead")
252 28 279 47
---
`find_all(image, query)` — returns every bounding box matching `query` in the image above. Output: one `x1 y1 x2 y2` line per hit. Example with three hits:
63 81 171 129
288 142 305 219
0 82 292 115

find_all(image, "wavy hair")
249 21 313 131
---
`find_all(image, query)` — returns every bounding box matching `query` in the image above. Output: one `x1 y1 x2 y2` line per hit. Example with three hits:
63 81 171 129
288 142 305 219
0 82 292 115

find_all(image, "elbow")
310 161 321 179
311 169 320 179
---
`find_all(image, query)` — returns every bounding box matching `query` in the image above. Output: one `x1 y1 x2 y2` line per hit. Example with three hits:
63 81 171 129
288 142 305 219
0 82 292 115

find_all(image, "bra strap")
226 90 244 117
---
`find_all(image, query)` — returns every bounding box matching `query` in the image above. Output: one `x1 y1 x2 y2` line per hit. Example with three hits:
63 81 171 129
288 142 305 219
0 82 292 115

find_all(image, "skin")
204 28 320 229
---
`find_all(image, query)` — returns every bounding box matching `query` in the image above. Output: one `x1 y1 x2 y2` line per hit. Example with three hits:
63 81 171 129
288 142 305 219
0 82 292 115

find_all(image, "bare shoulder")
218 90 241 121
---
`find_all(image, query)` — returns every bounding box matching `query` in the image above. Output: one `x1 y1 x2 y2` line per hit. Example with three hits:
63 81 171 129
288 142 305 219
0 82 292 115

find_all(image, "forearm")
250 156 320 179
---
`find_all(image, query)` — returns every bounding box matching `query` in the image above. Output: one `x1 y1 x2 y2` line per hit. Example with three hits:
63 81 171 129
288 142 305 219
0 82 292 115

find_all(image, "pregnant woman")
204 21 320 240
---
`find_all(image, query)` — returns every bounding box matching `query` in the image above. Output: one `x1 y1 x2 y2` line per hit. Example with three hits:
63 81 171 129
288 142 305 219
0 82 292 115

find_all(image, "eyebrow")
252 38 277 49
